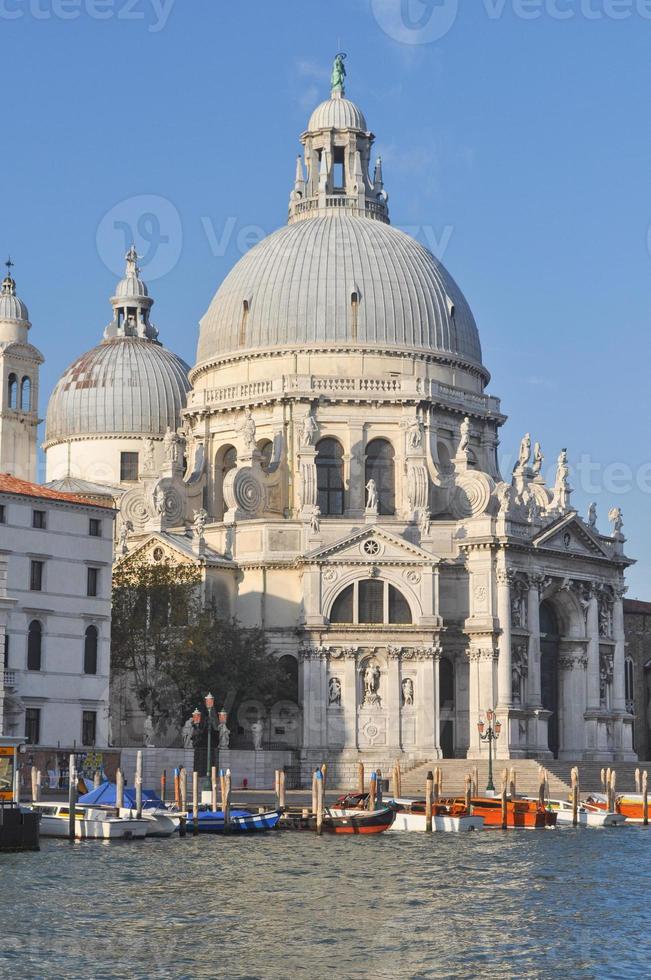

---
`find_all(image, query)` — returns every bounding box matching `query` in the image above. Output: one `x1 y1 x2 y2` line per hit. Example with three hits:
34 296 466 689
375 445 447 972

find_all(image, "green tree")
111 555 290 733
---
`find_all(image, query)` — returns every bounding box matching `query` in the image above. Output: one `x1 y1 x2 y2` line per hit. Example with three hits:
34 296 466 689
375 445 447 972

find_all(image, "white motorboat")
29 803 148 840
330 795 484 832
521 796 626 827
117 806 180 838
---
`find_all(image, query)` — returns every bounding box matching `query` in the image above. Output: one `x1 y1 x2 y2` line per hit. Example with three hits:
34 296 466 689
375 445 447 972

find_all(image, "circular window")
152 547 164 562
363 540 381 557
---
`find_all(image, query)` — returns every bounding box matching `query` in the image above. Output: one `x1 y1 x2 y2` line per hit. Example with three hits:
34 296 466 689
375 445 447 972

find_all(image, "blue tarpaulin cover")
78 782 164 808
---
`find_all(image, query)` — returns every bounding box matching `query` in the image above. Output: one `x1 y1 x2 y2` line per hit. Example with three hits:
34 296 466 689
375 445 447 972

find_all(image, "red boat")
281 805 395 835
439 796 556 829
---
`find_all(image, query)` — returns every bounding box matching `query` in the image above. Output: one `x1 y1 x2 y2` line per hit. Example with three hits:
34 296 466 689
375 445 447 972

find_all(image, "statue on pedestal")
365 478 378 513
251 719 264 751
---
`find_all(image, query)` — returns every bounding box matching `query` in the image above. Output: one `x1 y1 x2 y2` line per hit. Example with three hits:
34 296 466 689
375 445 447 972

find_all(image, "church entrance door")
540 602 560 759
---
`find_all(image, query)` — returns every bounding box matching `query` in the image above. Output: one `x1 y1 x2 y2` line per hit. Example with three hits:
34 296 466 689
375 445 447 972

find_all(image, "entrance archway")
540 601 560 758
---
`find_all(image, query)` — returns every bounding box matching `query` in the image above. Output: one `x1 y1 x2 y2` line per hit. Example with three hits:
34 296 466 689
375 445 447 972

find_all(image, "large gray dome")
45 337 191 445
196 216 483 370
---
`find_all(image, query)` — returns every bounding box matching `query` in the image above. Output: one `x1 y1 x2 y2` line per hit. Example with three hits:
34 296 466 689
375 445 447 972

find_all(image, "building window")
87 567 99 597
30 560 44 592
120 452 139 482
0 504 5 523
20 376 31 412
84 625 98 675
316 438 344 516
89 518 102 537
32 509 47 529
257 439 273 473
7 373 18 409
27 620 42 671
82 711 97 747
2 633 8 668
625 657 635 713
365 439 395 515
25 708 41 745
329 580 413 625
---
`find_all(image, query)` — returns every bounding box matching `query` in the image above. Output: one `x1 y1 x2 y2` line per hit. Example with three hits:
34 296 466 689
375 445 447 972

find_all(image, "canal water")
1 827 649 979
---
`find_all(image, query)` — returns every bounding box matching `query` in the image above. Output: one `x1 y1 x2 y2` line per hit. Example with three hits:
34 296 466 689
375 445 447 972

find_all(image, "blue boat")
185 807 281 834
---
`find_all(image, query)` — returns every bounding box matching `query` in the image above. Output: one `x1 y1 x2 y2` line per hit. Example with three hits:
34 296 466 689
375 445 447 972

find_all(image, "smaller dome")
114 273 149 300
308 97 367 132
0 274 29 322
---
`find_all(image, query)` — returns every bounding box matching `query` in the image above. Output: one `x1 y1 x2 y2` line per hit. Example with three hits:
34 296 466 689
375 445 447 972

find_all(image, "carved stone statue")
310 506 321 535
163 426 180 464
401 677 414 707
143 439 155 472
251 719 264 751
193 508 208 540
497 483 512 517
532 442 544 478
218 721 230 749
331 52 346 94
515 433 531 472
239 408 257 451
587 502 598 529
143 715 155 748
458 417 471 456
608 507 624 536
328 676 342 707
419 511 431 536
362 663 381 706
182 716 195 749
118 519 134 556
365 478 378 513
300 412 319 448
551 448 571 511
153 485 166 517
407 416 424 451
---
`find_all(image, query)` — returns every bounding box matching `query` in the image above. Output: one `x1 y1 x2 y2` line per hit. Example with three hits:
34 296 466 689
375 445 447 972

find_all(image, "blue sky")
1 0 649 594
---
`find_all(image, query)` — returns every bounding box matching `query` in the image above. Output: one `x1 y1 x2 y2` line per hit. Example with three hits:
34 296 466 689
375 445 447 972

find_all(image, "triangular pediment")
302 525 439 565
533 512 612 559
115 532 234 569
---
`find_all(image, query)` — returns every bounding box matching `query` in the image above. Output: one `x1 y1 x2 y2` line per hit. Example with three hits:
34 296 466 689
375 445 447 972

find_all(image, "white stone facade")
0 479 114 750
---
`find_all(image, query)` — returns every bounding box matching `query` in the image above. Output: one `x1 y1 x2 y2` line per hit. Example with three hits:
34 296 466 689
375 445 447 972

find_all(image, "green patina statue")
331 53 347 95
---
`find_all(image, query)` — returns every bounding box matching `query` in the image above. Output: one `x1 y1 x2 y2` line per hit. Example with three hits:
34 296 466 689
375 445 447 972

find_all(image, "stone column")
467 648 498 757
612 589 626 713
347 422 365 515
417 649 439 756
386 648 402 751
341 649 359 750
586 590 601 710
496 567 512 709
558 645 588 760
300 648 327 751
526 576 542 707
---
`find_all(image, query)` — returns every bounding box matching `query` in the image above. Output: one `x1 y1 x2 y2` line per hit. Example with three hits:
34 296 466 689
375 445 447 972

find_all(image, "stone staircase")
399 759 645 797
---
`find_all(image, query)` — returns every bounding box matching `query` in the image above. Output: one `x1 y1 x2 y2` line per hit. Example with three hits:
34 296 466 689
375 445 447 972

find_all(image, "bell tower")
0 259 43 481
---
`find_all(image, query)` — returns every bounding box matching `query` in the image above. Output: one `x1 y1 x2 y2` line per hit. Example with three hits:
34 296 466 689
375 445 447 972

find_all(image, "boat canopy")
78 782 164 808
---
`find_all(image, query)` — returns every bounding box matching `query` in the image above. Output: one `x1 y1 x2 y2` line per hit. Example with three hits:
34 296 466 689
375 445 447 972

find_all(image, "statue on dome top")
331 53 347 96
125 244 140 277
514 433 531 473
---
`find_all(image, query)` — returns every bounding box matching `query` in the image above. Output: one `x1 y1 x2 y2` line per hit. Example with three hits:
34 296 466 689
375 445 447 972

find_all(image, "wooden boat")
29 803 149 840
521 796 626 827
587 793 648 824
281 805 395 834
439 796 556 829
184 807 281 834
330 794 483 832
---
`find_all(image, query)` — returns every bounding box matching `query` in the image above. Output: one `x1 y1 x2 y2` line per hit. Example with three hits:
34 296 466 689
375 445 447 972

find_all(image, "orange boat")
587 793 649 824
440 796 556 829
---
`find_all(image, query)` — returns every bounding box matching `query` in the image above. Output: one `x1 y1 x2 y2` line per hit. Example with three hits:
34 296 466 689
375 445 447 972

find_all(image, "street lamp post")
477 708 501 795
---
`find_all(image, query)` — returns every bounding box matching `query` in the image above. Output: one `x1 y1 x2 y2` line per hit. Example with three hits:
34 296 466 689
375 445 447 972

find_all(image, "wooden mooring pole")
311 769 318 816
160 770 167 803
368 771 377 812
31 766 38 803
642 771 649 827
116 768 125 809
357 762 365 795
211 766 218 812
425 771 434 833
509 767 516 801
192 771 199 836
179 767 187 812
224 769 232 832
173 768 180 809
68 754 77 843
279 769 287 812
135 750 143 819
538 766 546 809
315 769 324 836
394 759 402 798
472 765 479 798
635 768 641 793
500 771 508 830
571 767 579 828
464 774 472 813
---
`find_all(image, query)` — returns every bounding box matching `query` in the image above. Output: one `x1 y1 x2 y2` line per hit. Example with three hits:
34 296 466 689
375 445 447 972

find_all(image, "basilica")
34 60 636 775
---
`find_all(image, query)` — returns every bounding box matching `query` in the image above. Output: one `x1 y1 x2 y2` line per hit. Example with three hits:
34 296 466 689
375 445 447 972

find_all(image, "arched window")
214 444 237 518
365 439 395 515
20 376 31 412
257 439 273 474
27 620 42 671
84 625 98 675
222 445 237 475
329 580 412 625
439 657 455 707
7 373 18 409
316 438 344 516
437 441 453 475
625 657 635 712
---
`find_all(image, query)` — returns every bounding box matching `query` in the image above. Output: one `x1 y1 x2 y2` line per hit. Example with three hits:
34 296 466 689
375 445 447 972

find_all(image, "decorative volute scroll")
450 471 495 519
